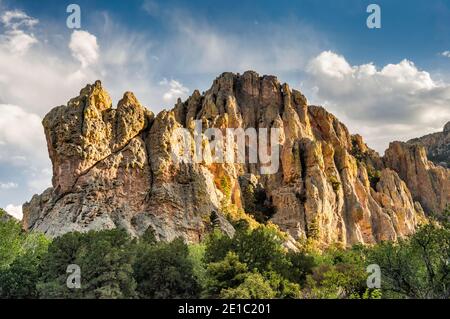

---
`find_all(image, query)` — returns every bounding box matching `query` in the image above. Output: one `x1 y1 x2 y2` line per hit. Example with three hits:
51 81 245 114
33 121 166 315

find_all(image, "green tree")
302 245 368 299
0 232 50 298
0 209 23 269
38 229 136 299
220 272 276 299
204 229 233 264
134 238 201 299
233 225 289 273
188 244 208 291
284 251 316 285
368 223 450 298
204 225 305 299
205 251 249 297
264 271 302 298
205 225 290 274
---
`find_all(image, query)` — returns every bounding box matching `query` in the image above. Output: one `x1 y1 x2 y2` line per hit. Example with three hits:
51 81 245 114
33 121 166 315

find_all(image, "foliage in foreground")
0 206 449 299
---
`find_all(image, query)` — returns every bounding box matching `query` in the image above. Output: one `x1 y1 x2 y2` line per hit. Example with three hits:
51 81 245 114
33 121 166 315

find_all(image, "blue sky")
10 0 450 71
0 0 449 217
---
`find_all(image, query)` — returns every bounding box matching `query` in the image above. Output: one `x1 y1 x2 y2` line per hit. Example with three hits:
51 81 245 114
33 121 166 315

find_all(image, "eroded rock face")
24 81 234 241
407 121 450 168
384 141 450 214
23 71 446 248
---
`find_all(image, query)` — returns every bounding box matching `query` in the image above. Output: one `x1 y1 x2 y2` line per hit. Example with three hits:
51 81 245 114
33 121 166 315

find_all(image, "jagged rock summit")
23 71 449 248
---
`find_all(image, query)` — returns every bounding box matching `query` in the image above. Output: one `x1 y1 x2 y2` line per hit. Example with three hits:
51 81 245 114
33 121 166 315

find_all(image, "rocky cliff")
23 71 449 248
0 209 15 223
385 141 449 214
407 122 450 168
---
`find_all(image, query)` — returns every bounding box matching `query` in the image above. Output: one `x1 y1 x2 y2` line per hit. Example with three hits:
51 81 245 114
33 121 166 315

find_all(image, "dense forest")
0 207 449 299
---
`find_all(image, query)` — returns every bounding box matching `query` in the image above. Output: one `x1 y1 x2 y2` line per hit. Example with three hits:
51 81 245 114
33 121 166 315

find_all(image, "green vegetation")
240 182 276 224
366 165 381 189
367 222 450 298
350 137 365 162
0 210 50 298
219 175 232 199
0 207 449 299
329 176 341 193
37 229 136 299
306 217 320 241
134 237 201 299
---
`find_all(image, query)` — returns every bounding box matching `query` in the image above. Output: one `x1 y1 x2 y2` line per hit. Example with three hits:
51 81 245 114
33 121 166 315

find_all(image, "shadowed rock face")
23 71 448 248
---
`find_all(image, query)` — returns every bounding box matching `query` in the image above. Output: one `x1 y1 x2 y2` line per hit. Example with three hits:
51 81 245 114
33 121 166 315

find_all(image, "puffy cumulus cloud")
0 45 91 115
0 9 88 122
308 51 353 79
441 51 450 58
69 30 100 68
0 104 48 166
0 21 99 117
160 79 189 103
306 51 450 153
0 182 18 189
5 204 22 220
0 9 38 55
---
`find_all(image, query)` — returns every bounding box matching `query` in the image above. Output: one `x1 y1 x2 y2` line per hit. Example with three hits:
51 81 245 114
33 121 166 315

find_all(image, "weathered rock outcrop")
23 71 445 248
23 81 234 241
407 121 450 168
384 141 449 214
0 209 15 222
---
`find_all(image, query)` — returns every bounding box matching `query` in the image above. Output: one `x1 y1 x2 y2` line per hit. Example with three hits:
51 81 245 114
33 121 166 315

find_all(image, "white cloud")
27 168 52 193
69 30 99 68
308 51 352 79
0 31 95 116
0 10 38 55
5 204 22 220
306 51 450 153
0 29 38 54
0 9 38 30
0 9 162 209
441 51 450 58
160 79 189 102
380 60 435 90
0 104 47 165
0 182 18 189
0 104 51 208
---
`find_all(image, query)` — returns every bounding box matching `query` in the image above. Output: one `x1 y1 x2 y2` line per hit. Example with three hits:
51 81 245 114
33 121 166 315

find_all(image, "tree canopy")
0 208 449 299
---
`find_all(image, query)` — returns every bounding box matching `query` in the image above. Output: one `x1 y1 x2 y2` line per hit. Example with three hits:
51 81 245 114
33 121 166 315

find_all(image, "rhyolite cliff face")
23 71 449 248
407 122 450 168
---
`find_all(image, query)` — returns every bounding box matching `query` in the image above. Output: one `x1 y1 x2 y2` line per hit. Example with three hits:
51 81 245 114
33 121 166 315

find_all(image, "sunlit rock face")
23 71 446 248
385 141 450 215
407 121 450 168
